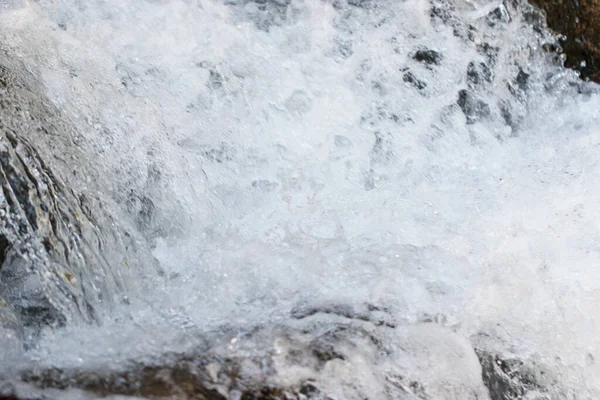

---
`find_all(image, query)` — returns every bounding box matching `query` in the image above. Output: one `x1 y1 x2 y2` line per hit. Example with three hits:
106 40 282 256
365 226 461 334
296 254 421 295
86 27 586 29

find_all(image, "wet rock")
429 3 453 25
348 0 371 7
290 302 397 328
223 0 295 32
476 43 500 66
370 131 394 165
298 382 321 398
207 69 225 91
126 191 156 232
515 69 530 91
457 90 491 124
506 69 531 101
486 3 512 27
14 321 493 400
385 374 429 399
0 295 22 359
467 61 492 87
403 71 427 90
359 104 404 131
475 349 554 400
412 48 442 66
16 324 353 399
522 5 547 34
0 61 157 338
498 99 525 131
530 0 600 82
429 1 475 40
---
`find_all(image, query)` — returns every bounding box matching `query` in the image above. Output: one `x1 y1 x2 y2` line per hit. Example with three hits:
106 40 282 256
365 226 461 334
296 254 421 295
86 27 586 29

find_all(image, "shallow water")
1 0 600 397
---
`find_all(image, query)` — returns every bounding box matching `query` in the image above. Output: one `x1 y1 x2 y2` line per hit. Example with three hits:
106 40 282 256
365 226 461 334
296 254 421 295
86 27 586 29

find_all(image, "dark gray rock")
429 1 475 40
515 69 530 91
413 49 443 66
475 349 553 400
467 61 492 87
498 99 525 131
290 302 397 328
476 43 500 65
348 0 373 8
403 71 427 90
457 89 491 124
486 3 512 27
222 0 295 32
126 190 156 232
359 104 404 130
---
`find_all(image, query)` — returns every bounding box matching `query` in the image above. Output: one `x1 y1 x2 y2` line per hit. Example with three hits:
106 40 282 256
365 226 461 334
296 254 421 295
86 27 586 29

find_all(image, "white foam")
2 0 600 393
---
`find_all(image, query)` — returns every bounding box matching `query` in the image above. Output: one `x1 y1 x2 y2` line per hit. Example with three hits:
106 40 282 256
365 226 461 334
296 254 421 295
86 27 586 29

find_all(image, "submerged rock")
457 89 491 124
7 317 578 400
11 318 495 400
403 71 428 90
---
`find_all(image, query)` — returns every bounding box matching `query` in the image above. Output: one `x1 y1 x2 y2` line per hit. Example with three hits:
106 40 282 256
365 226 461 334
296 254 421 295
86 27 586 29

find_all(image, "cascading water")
1 0 600 398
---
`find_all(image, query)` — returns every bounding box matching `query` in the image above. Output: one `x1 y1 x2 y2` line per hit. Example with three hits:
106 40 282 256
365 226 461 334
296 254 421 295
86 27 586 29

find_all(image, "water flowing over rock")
4 317 562 399
0 61 158 345
1 0 600 398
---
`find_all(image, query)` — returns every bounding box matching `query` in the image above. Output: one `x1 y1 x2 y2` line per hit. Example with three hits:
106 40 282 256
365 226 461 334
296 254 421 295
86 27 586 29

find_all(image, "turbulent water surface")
1 0 600 398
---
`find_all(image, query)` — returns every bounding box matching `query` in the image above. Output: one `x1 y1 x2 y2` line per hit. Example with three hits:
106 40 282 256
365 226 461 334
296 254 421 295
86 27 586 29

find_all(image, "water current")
1 0 600 398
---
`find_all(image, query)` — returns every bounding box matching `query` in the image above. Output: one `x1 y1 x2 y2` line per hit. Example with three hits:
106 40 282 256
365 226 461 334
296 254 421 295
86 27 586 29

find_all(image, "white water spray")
1 0 600 396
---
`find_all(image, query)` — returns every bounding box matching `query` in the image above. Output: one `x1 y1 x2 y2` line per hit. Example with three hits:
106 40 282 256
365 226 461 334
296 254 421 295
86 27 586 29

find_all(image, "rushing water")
1 0 600 397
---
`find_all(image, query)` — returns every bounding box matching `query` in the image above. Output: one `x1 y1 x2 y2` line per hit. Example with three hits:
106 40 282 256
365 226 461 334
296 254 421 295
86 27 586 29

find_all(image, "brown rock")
531 0 600 82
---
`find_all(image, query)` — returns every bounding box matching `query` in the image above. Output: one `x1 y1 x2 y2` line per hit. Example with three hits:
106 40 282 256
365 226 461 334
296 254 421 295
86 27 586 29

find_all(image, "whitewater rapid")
2 0 600 397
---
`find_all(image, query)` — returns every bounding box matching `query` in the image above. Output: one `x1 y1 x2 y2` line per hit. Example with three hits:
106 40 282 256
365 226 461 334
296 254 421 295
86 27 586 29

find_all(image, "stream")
1 0 600 398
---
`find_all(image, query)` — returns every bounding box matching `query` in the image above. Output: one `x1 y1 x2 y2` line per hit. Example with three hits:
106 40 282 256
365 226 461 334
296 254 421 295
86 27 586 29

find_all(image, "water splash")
1 0 600 397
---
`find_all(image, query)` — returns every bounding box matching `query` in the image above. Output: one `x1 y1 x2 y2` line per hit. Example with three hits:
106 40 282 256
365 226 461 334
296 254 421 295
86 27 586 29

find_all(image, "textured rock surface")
475 350 555 400
3 315 569 400
7 319 493 400
0 301 569 400
0 59 156 344
531 0 600 82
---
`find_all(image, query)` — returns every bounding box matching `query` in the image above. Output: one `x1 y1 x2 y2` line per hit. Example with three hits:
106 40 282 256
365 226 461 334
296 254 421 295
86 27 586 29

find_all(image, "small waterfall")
2 0 600 398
